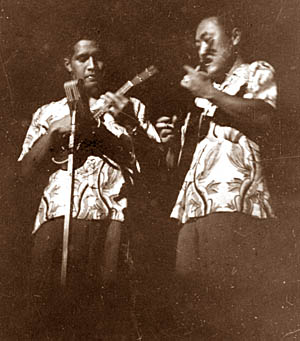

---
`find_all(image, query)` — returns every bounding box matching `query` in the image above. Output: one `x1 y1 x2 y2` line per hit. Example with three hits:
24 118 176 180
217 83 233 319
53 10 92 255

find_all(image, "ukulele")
51 65 158 166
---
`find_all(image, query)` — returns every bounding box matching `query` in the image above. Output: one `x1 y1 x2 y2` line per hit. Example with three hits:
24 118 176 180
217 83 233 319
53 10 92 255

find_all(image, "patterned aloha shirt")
19 97 160 233
171 61 277 224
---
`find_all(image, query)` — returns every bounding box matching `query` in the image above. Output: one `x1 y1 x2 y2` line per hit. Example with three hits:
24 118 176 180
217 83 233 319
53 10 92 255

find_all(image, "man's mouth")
85 75 97 82
201 56 213 67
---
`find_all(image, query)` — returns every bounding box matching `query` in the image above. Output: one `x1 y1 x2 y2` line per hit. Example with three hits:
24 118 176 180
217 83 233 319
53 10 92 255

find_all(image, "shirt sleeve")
130 97 161 143
18 106 49 161
244 61 277 108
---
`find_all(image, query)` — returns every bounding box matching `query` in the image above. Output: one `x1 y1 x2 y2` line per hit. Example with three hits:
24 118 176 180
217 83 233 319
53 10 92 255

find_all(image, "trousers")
172 212 279 339
28 218 129 339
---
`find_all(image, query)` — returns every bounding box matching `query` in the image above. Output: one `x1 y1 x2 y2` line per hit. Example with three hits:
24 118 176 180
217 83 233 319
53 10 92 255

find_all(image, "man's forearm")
209 88 274 129
20 132 55 178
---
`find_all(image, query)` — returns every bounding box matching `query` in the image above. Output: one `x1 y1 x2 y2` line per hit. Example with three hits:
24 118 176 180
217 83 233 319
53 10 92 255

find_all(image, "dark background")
1 0 300 179
1 0 300 339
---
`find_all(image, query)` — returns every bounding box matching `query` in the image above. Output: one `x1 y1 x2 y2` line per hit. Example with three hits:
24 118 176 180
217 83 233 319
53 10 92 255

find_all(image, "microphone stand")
61 80 82 287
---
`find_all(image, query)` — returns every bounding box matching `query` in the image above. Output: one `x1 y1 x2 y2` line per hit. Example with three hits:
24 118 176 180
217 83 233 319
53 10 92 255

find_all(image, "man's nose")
198 41 209 59
87 56 95 69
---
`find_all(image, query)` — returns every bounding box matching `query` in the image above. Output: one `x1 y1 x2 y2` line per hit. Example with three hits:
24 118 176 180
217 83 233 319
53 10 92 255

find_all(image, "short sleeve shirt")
171 61 277 224
19 97 160 233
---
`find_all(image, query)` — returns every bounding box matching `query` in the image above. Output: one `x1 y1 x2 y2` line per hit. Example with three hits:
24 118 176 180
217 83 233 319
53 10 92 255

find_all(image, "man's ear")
64 58 72 73
231 27 242 46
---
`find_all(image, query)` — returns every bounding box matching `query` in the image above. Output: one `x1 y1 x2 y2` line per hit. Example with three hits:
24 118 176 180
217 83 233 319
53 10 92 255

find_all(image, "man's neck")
226 55 244 78
213 55 244 84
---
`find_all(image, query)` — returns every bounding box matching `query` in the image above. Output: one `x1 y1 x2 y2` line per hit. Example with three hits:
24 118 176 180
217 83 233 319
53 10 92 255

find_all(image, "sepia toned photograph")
0 0 300 339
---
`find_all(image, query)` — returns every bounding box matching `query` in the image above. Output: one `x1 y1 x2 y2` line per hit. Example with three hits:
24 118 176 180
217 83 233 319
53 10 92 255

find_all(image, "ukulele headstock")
131 65 159 86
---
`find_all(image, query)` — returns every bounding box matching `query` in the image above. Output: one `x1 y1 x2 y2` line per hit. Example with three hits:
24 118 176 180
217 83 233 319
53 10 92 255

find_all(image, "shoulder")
37 97 68 115
243 61 277 107
249 61 275 73
232 61 275 81
18 98 68 160
247 61 276 84
32 97 68 123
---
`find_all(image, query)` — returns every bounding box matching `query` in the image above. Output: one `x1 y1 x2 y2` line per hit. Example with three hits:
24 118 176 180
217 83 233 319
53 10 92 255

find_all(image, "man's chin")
84 83 101 99
206 66 226 83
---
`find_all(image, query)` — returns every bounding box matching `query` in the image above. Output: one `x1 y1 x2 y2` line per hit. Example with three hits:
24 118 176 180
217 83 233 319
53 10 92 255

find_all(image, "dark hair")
213 10 242 36
65 34 100 59
183 1 244 36
194 7 243 38
199 9 246 55
57 27 106 59
183 3 251 59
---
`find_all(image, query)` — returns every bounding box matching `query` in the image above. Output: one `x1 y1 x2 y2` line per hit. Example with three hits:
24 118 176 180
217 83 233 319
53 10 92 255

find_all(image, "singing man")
156 11 277 338
18 33 160 338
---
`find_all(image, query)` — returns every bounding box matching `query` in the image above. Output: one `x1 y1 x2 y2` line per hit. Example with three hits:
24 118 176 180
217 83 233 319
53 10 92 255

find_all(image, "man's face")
195 17 235 82
65 39 104 98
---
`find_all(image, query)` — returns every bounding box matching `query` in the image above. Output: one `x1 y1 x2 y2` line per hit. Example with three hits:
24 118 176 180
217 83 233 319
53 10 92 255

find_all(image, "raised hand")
156 115 178 144
181 65 216 99
95 92 131 121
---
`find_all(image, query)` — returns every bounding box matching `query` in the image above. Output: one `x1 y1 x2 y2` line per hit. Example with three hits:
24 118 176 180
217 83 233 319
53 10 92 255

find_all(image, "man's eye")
204 37 212 44
195 38 211 48
77 56 88 62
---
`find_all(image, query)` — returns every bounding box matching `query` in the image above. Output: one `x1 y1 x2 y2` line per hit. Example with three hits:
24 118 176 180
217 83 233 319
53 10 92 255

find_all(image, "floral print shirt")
171 61 277 224
19 97 160 233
